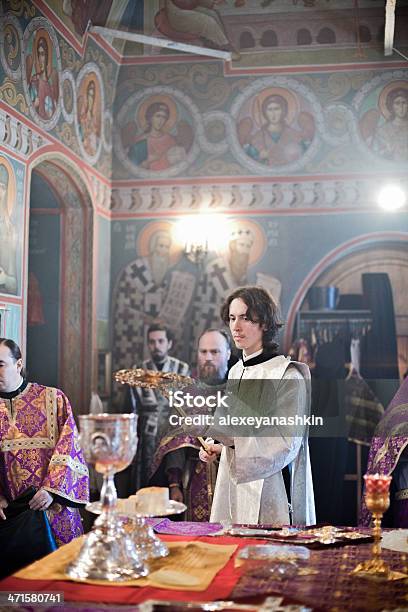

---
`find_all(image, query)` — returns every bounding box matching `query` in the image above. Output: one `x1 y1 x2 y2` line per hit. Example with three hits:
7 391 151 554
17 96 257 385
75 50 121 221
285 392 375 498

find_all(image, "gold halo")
137 94 178 133
251 87 300 127
0 156 16 219
137 220 181 265
378 80 408 120
228 218 266 267
33 28 53 78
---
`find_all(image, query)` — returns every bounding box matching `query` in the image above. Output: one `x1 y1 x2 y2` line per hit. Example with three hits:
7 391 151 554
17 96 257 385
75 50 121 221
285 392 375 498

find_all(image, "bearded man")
150 329 231 521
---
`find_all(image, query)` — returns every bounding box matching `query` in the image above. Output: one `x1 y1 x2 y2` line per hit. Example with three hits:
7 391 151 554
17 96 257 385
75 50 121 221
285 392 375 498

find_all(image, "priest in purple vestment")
0 338 89 546
150 329 231 521
360 376 408 528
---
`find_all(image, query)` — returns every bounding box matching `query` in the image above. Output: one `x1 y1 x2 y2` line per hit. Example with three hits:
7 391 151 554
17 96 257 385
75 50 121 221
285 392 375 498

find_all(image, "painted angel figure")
360 83 408 162
26 30 59 121
78 78 101 157
124 96 194 172
238 89 315 167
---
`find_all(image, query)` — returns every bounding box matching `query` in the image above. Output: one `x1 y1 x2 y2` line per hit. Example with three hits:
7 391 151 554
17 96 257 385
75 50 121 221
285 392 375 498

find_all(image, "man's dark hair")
0 337 26 377
198 328 231 351
0 337 22 361
220 286 283 350
147 323 173 343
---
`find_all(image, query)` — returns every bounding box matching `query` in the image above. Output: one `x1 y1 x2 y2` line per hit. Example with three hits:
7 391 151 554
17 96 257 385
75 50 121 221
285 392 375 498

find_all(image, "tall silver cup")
66 414 148 581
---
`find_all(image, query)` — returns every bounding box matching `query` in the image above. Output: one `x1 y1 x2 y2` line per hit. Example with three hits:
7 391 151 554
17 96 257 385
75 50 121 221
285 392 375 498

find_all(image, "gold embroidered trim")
46 387 57 445
395 489 408 501
49 454 89 476
1 438 54 451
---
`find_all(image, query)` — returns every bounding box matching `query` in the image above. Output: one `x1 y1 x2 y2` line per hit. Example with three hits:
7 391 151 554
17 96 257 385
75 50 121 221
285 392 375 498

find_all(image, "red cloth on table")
0 535 257 605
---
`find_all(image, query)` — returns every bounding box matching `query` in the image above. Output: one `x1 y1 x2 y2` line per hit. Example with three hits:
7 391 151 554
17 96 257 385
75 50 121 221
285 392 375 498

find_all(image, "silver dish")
86 499 187 518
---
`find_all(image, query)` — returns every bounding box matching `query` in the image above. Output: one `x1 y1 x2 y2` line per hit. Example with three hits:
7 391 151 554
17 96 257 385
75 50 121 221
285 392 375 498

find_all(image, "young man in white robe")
199 286 315 526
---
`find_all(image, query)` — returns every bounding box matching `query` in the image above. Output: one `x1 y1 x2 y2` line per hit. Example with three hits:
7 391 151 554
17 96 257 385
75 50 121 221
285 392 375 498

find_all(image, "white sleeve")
233 366 309 484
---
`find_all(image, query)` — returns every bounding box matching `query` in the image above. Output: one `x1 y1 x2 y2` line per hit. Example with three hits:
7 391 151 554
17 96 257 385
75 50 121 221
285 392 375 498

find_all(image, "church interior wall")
109 51 408 388
0 0 406 413
0 1 118 411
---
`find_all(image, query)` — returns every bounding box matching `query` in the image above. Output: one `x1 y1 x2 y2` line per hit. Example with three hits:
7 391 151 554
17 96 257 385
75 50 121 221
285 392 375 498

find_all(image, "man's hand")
199 442 222 464
29 489 53 511
0 495 8 520
169 485 184 504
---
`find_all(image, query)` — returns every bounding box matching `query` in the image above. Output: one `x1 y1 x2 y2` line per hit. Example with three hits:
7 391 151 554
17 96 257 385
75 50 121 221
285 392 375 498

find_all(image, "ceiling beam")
90 25 232 61
384 0 396 56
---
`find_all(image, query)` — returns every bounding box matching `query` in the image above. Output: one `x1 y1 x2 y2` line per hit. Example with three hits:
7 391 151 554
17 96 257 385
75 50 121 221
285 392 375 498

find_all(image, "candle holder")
353 473 393 579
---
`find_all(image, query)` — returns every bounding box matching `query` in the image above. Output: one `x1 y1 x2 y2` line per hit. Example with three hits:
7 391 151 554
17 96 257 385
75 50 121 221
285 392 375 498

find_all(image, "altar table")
1 530 407 611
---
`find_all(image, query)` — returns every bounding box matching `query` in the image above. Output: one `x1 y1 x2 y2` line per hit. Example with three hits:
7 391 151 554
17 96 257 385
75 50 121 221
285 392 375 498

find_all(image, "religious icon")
77 72 102 157
26 28 59 121
238 87 315 166
360 81 408 162
4 23 21 73
123 94 194 172
0 158 18 295
113 221 183 369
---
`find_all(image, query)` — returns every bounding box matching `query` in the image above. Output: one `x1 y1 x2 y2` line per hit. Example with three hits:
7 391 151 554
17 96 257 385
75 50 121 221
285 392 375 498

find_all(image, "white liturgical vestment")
210 354 315 526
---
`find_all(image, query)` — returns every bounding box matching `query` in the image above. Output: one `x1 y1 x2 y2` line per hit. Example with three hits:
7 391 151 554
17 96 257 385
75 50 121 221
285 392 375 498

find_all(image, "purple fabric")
152 518 223 536
360 378 408 527
150 434 214 521
0 383 89 545
394 499 408 527
150 434 201 478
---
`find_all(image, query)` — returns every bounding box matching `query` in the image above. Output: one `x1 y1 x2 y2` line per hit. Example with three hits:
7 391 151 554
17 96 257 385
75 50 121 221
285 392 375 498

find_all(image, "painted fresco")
144 0 406 68
235 83 316 171
76 64 104 163
23 18 61 128
113 220 185 368
358 80 408 162
0 6 114 174
112 216 282 370
0 154 24 297
113 66 408 179
0 301 21 344
47 0 143 40
116 89 196 178
0 16 23 80
153 0 238 58
110 210 408 376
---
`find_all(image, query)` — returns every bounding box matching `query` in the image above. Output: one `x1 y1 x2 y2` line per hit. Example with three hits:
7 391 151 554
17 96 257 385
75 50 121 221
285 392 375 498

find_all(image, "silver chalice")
66 413 148 581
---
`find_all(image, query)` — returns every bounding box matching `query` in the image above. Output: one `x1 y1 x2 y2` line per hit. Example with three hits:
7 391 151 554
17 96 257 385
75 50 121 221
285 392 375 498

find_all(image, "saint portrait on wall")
190 218 281 357
122 94 194 172
237 87 315 167
113 221 183 369
359 81 408 162
0 157 18 296
25 28 59 122
77 72 102 158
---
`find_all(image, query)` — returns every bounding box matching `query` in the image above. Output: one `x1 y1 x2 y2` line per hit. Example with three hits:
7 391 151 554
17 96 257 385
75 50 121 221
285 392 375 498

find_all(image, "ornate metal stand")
88 498 186 561
353 474 397 580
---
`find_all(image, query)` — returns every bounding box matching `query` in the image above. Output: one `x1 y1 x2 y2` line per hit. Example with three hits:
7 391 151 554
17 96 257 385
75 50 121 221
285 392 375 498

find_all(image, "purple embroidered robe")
150 434 217 522
360 378 408 527
0 383 89 545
